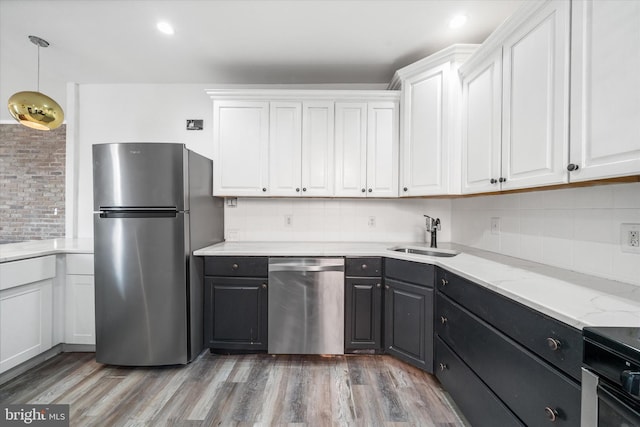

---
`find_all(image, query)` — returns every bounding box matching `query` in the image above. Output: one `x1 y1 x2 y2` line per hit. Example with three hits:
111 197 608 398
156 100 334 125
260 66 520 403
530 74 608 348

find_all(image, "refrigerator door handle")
99 210 178 219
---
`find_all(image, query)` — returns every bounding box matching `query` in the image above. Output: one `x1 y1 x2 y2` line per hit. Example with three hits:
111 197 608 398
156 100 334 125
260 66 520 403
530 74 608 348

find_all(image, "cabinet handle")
232 263 239 270
361 264 367 270
376 283 381 288
439 363 448 371
262 283 267 289
544 407 558 422
385 284 390 290
490 178 498 184
498 177 506 183
567 163 579 172
262 188 267 192
440 316 448 325
441 278 448 286
403 187 408 192
368 188 372 193
302 187 307 192
361 188 366 193
296 188 300 192
546 337 561 351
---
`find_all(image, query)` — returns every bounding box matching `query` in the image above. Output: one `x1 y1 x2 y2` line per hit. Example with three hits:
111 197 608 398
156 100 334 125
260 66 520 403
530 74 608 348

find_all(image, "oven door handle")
621 370 640 398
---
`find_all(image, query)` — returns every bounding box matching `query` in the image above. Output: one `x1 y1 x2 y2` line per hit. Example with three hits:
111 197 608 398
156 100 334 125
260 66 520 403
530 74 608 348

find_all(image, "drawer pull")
361 264 368 270
546 337 561 351
440 316 448 325
262 283 267 289
441 278 448 286
544 407 558 422
385 285 390 290
232 263 239 270
439 363 448 371
376 283 381 288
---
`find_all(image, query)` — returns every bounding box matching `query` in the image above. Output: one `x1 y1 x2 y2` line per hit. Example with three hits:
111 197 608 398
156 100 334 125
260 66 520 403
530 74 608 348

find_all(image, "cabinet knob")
441 278 448 286
376 283 381 288
368 188 372 193
361 264 367 270
490 178 498 184
544 407 558 422
498 177 506 183
296 188 300 192
546 337 561 351
361 188 366 193
439 363 448 371
567 163 579 172
262 188 267 192
302 187 307 192
262 283 267 289
440 316 448 325
403 187 408 192
232 263 239 270
385 284 390 290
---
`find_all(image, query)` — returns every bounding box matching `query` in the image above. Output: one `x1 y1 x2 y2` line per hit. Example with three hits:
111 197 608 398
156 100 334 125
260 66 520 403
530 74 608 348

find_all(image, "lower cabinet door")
435 336 525 427
204 277 268 351
384 278 433 372
345 277 382 352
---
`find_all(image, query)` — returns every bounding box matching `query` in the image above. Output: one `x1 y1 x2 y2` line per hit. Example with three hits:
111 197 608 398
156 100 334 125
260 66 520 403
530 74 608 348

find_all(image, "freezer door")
94 211 189 366
93 143 187 210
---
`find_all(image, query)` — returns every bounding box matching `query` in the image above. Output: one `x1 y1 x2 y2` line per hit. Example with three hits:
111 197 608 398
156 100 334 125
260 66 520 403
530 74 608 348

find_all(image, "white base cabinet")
0 256 55 374
65 254 95 345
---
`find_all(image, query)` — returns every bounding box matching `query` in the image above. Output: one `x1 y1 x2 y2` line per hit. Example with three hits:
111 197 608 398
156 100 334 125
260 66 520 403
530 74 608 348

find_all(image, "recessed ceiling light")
449 14 468 29
157 21 175 35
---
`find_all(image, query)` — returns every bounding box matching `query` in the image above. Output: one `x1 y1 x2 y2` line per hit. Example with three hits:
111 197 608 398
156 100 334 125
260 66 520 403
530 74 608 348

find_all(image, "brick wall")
0 124 66 243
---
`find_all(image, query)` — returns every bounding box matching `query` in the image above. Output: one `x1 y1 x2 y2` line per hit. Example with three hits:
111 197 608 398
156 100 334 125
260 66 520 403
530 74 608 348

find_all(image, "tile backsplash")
451 182 640 286
224 198 452 244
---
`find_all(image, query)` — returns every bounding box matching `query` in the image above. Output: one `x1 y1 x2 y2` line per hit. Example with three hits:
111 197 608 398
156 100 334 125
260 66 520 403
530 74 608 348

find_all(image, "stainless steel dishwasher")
268 258 345 354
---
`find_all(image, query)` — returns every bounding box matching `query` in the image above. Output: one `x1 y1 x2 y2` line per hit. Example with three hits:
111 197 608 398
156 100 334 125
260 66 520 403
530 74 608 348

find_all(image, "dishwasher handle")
269 264 344 273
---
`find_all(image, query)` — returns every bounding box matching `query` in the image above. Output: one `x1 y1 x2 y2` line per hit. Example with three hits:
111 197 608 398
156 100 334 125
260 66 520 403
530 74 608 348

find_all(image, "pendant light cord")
36 43 40 92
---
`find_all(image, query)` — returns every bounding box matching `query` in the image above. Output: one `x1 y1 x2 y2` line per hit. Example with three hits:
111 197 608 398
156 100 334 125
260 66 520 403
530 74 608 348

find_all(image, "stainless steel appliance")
582 327 640 427
268 258 344 354
93 143 223 366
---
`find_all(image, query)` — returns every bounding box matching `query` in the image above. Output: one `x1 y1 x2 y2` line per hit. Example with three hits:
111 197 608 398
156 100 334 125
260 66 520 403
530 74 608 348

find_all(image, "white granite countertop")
195 241 640 330
0 238 94 263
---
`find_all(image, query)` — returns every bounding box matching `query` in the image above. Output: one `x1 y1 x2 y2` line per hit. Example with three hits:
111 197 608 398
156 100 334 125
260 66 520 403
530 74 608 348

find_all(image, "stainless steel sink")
388 246 459 257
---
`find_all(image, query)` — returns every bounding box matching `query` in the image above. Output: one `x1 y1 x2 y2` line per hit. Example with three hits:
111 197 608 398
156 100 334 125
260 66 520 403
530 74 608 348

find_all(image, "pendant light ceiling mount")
7 35 64 131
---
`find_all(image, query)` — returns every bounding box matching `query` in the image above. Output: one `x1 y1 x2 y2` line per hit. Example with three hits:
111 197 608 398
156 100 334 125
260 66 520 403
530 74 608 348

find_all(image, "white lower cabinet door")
65 275 96 345
569 0 640 181
0 280 53 373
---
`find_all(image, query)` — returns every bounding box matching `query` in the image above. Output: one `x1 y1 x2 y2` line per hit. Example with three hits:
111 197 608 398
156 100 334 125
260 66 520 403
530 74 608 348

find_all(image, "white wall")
224 198 452 243
451 182 640 286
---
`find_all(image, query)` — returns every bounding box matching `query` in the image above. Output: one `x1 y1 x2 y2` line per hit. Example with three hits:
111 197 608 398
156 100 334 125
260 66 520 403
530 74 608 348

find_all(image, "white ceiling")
0 0 523 122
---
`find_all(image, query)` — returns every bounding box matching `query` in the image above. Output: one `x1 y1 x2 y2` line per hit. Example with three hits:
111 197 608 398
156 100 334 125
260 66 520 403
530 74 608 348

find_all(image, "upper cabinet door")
501 0 570 190
269 102 302 197
301 101 335 197
213 100 270 196
367 102 399 197
335 103 368 197
569 0 640 181
401 63 450 196
461 50 503 194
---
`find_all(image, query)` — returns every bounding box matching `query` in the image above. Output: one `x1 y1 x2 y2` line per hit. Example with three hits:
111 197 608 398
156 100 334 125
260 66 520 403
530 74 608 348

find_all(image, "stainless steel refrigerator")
93 143 223 366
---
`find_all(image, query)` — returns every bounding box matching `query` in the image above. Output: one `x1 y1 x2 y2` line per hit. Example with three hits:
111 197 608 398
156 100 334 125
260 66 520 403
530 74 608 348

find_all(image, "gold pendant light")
7 35 64 131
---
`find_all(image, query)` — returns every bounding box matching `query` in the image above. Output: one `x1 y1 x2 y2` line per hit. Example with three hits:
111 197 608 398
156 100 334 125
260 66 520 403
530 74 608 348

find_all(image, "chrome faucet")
424 215 441 248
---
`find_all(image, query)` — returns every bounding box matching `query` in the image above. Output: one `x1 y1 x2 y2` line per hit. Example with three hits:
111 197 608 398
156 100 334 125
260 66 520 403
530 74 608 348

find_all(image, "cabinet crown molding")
206 89 400 102
388 44 479 90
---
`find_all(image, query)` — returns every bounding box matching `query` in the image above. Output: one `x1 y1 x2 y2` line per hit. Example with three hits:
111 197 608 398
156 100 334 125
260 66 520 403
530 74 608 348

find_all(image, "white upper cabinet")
569 0 640 181
500 0 571 190
269 102 302 196
213 100 269 196
461 50 503 194
390 46 477 197
301 101 335 197
334 101 399 197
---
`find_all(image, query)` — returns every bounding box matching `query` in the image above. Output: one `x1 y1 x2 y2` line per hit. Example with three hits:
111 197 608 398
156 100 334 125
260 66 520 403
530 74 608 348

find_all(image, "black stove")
582 327 640 427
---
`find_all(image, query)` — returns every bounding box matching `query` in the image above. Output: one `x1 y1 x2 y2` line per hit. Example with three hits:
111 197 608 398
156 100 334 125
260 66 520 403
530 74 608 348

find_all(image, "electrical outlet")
621 223 640 254
368 216 376 228
491 217 500 235
284 215 293 227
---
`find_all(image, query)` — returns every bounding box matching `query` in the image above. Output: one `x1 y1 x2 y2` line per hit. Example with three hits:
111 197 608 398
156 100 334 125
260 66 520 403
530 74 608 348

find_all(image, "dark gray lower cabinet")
345 277 382 352
384 259 434 372
204 256 268 351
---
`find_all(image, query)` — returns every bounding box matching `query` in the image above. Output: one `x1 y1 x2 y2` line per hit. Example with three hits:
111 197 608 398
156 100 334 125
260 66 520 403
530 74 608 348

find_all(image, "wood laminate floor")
0 352 467 427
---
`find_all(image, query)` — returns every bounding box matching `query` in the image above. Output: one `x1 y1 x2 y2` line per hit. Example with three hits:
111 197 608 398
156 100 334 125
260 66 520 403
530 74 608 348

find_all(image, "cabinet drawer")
66 254 94 275
345 257 381 277
205 256 268 277
436 268 581 381
384 258 433 287
435 336 524 427
436 293 581 427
